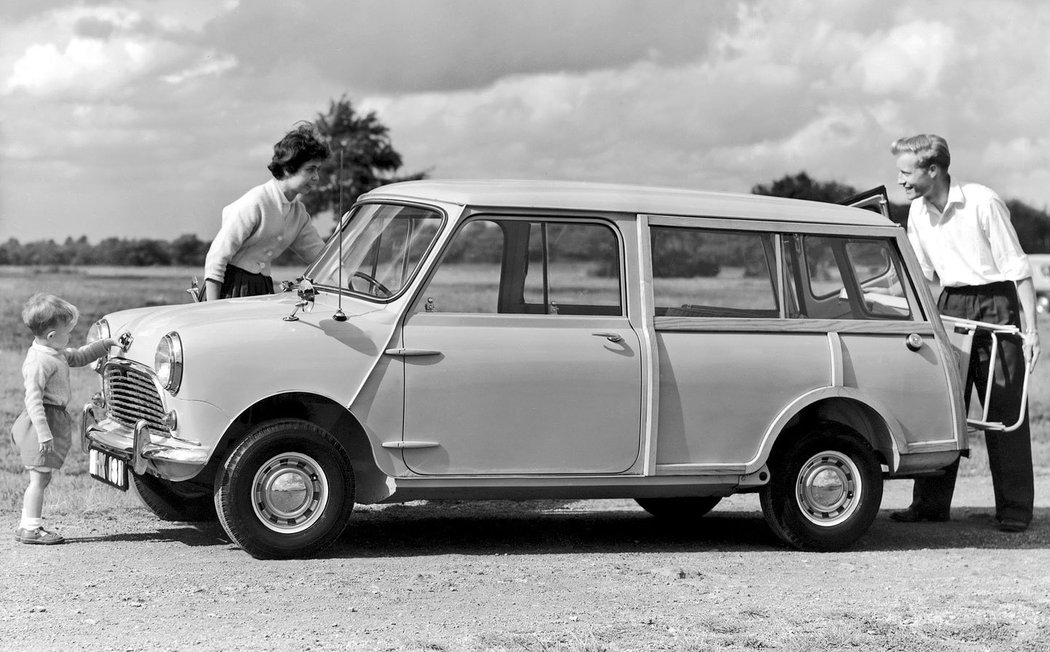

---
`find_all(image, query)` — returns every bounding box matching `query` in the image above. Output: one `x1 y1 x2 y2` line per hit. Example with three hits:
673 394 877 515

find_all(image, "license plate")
88 447 129 491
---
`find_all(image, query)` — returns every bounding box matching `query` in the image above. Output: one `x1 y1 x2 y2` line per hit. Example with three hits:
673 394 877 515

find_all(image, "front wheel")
214 419 355 559
760 423 882 551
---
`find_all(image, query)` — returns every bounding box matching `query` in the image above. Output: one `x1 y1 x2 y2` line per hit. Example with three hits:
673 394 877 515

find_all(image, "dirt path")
2 476 1049 651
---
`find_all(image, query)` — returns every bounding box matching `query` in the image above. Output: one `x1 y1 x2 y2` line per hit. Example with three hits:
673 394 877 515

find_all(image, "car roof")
360 179 896 227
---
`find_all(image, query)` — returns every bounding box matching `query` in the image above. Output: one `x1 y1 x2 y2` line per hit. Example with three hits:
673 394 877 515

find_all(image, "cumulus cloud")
5 37 159 95
853 21 955 94
203 0 746 93
2 0 1050 242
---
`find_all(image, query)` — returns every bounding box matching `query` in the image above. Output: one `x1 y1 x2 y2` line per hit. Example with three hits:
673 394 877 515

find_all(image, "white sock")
20 516 42 530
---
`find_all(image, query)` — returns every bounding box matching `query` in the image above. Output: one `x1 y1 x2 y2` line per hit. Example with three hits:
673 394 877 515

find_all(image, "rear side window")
784 235 912 320
651 227 779 318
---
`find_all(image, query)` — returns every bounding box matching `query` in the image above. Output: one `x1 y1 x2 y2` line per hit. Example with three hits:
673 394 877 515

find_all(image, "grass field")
0 264 1047 521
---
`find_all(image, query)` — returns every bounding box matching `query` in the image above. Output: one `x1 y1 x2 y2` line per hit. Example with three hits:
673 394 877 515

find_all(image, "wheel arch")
759 388 904 472
206 392 393 503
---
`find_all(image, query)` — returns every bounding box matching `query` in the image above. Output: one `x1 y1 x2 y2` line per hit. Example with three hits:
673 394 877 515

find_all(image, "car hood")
103 291 400 408
102 292 383 343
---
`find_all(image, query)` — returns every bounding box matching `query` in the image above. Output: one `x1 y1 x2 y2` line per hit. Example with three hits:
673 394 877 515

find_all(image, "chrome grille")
103 361 166 432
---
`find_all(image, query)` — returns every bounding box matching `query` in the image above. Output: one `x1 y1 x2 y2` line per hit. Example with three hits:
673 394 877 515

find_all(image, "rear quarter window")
651 227 779 318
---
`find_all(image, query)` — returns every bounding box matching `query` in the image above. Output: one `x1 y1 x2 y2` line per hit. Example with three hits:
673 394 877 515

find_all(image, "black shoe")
997 519 1028 533
890 508 949 523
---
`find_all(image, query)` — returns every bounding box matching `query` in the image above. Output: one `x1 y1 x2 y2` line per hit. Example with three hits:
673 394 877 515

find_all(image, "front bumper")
82 404 211 481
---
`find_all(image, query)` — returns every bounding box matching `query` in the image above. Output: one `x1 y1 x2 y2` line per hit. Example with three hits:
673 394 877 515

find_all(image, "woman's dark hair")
267 123 331 178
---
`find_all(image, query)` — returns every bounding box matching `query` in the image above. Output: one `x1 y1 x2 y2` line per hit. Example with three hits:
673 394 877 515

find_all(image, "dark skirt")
219 265 274 299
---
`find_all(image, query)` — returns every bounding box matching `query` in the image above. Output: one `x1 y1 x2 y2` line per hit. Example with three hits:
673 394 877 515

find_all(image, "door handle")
384 348 442 357
593 332 623 343
905 333 923 351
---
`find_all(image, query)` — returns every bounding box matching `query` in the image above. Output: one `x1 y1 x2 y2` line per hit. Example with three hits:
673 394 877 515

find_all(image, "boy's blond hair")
22 293 79 336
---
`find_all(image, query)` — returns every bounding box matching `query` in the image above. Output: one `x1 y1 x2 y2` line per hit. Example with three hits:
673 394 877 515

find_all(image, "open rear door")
842 187 1030 432
840 185 892 219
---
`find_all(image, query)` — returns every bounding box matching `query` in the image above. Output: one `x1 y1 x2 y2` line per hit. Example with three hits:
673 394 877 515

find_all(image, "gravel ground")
1 476 1048 651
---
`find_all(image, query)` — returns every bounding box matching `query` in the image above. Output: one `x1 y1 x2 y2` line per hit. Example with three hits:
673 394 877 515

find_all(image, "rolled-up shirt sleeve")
204 203 262 284
981 195 1031 281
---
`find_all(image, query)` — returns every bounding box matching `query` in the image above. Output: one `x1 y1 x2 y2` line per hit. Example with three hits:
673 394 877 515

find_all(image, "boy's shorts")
11 406 72 471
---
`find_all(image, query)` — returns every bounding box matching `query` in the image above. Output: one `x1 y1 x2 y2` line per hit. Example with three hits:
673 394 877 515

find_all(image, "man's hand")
1023 331 1040 372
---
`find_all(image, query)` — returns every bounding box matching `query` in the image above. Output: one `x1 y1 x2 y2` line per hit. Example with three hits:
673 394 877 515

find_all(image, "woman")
203 123 331 300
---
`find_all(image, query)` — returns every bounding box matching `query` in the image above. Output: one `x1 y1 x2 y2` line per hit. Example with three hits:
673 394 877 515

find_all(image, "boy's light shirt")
21 339 111 443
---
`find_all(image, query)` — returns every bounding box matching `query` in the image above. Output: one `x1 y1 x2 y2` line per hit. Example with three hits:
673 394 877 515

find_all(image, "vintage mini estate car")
83 179 982 559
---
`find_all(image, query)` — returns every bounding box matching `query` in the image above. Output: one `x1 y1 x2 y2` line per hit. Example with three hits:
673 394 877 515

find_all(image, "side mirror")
283 278 316 322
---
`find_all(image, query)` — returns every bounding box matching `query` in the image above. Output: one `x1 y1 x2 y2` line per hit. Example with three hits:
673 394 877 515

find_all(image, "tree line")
4 172 1049 268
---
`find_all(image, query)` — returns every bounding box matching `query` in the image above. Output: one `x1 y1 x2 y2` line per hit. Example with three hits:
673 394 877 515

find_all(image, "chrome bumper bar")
81 403 210 471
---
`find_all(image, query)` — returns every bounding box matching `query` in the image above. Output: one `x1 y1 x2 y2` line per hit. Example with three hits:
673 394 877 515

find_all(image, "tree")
751 172 857 203
170 234 210 266
303 95 427 219
1008 200 1050 254
752 172 910 227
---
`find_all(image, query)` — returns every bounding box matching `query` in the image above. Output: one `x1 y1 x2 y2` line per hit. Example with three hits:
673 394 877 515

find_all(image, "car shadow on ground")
315 502 1050 558
65 525 228 547
77 502 1049 556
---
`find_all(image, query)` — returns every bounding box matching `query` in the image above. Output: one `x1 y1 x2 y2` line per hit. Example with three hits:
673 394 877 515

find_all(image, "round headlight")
87 319 110 346
86 319 111 373
154 332 184 394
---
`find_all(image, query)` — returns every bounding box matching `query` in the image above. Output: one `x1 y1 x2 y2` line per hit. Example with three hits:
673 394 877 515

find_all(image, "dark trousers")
910 281 1034 524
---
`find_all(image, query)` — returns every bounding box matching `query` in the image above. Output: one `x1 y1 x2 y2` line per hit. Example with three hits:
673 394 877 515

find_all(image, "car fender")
754 386 907 474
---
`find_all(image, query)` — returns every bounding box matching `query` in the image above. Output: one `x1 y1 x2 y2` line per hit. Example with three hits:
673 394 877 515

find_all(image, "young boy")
11 293 117 545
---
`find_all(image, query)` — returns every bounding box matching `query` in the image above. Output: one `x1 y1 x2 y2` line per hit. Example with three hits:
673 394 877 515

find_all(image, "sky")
1 0 1049 243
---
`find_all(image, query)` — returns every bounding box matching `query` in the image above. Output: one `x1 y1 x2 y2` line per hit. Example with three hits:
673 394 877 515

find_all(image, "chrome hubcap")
252 452 329 534
795 450 862 527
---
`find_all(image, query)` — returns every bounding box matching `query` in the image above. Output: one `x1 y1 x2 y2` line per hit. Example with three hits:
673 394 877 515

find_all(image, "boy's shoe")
15 526 64 545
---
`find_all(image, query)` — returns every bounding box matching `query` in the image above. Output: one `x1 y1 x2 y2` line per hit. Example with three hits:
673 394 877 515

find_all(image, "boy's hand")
39 440 54 454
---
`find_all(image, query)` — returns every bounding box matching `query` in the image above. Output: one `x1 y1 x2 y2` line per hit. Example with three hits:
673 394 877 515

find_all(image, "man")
891 134 1040 532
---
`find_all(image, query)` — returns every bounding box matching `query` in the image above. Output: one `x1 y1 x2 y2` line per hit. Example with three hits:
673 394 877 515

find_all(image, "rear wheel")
635 496 722 519
760 423 882 551
132 473 215 522
215 419 355 560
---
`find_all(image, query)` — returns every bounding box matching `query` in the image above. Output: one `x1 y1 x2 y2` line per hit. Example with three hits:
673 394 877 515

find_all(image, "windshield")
308 203 444 299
